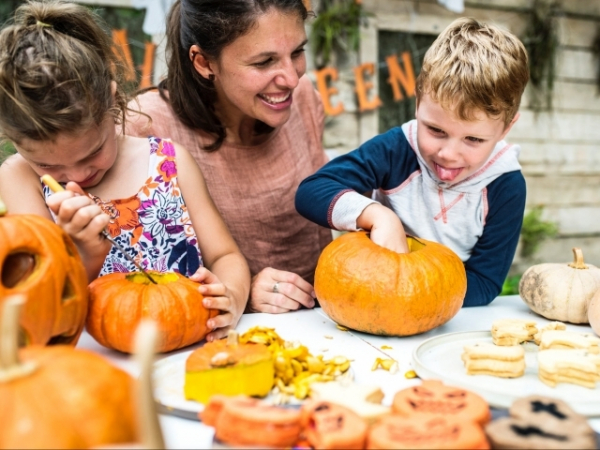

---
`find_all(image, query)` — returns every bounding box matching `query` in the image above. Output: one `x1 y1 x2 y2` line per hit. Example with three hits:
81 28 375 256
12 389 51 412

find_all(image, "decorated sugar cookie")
391 379 491 426
484 395 596 449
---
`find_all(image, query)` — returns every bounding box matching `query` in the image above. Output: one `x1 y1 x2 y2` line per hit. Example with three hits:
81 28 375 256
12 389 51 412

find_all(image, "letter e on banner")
354 62 382 112
315 67 344 116
386 52 416 101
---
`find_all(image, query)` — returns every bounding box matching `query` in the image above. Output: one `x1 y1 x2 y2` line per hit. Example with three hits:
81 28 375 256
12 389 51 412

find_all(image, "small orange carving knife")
41 174 158 284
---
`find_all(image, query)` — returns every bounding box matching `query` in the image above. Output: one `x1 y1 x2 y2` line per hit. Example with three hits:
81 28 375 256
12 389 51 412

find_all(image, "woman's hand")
247 267 315 314
357 203 409 254
190 266 244 342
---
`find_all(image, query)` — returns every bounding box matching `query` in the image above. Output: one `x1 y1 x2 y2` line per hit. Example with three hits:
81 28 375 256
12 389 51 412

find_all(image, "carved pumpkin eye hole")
2 252 37 288
61 277 75 303
446 391 466 399
413 387 434 397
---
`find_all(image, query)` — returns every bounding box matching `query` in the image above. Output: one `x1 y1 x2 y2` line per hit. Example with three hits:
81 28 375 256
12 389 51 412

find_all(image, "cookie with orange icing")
391 379 491 427
367 415 489 449
300 400 368 449
212 396 302 448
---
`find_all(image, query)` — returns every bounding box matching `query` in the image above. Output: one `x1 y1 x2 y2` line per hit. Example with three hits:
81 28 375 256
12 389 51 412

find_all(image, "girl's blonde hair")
0 0 127 144
416 17 529 127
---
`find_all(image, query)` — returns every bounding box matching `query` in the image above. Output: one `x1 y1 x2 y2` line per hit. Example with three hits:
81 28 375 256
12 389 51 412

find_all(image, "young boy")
295 17 529 307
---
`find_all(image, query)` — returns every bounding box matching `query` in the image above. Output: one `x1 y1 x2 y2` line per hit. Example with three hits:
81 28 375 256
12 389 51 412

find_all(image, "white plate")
412 330 600 417
153 350 352 421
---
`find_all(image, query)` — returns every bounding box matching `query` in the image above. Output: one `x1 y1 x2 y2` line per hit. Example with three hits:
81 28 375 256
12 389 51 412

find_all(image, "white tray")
412 330 600 417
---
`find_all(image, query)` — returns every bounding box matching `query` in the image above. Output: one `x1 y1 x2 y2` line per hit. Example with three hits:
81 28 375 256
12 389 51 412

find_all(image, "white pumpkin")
588 289 600 336
519 248 600 323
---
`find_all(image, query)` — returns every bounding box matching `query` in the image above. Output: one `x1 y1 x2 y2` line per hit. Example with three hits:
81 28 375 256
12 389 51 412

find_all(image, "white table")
76 295 600 448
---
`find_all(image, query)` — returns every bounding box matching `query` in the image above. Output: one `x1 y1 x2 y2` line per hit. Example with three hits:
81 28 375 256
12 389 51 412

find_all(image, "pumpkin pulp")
126 271 179 284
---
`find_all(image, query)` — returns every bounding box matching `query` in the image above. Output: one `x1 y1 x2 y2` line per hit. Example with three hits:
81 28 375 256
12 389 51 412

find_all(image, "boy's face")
415 93 519 184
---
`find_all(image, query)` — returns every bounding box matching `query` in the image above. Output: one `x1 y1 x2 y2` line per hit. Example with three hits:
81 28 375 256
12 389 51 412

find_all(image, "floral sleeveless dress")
42 137 203 277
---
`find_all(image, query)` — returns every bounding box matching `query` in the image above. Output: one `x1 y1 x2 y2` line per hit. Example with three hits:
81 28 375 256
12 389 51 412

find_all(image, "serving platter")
411 330 600 417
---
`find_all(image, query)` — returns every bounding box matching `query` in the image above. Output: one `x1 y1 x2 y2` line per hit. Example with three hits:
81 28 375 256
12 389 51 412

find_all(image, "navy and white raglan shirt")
295 119 526 307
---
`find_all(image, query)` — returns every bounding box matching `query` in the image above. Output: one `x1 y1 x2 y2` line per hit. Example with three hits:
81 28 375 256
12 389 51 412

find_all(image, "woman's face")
211 8 307 131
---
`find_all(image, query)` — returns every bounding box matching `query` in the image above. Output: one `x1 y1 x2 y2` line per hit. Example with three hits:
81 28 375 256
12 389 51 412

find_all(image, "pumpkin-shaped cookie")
300 400 368 449
367 415 489 449
213 396 302 448
391 379 491 426
315 232 466 336
87 271 219 353
485 395 596 449
185 331 274 404
0 198 88 346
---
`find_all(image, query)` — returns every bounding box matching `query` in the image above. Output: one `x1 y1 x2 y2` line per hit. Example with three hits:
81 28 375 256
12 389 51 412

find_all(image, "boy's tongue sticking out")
434 163 463 182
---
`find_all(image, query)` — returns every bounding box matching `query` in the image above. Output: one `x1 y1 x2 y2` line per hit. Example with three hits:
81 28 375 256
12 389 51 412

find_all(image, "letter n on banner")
386 52 416 101
112 29 136 82
315 67 344 116
354 62 382 112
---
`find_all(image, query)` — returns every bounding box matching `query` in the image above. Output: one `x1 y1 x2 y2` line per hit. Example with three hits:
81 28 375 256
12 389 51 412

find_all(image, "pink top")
125 75 331 283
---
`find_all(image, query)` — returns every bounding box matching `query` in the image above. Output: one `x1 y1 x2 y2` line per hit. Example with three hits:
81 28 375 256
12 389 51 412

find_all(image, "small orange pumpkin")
87 271 219 353
0 197 88 346
0 296 136 449
314 231 466 336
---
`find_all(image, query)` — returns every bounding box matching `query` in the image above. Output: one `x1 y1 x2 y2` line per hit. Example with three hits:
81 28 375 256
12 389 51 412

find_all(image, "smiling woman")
126 0 332 315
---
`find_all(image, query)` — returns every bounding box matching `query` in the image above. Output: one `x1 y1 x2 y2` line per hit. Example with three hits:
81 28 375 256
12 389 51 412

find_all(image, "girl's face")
15 115 118 189
211 8 307 131
415 93 519 184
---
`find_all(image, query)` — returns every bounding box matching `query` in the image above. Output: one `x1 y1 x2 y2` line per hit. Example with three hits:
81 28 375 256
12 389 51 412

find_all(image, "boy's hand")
247 267 315 314
45 181 110 254
357 203 410 254
190 267 243 342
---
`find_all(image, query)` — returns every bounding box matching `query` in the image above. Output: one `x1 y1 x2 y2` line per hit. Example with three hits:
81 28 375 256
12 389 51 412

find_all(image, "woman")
126 0 331 313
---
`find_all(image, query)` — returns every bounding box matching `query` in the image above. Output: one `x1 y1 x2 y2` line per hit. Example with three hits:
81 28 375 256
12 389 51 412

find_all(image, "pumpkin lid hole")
1 253 36 288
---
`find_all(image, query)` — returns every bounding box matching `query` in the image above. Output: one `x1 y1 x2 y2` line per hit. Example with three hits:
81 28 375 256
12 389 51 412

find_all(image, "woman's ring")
273 282 280 294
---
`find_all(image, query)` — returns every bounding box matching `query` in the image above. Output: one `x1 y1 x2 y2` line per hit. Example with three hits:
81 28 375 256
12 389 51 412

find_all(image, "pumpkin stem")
133 320 165 449
568 247 588 270
0 296 37 382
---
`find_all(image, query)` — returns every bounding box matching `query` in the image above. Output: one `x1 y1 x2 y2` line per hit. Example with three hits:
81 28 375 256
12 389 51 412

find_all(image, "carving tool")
41 174 158 284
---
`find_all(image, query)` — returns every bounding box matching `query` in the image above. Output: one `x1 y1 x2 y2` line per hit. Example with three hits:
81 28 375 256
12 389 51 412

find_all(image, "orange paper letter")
315 67 345 116
354 62 382 112
112 29 136 82
386 52 416 101
138 41 156 89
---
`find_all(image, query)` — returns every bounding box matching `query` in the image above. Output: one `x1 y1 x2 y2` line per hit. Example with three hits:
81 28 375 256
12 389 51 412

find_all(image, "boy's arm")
463 171 526 307
295 127 415 230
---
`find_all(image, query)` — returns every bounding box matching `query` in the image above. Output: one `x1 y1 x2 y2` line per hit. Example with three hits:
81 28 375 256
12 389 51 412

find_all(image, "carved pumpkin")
185 331 274 404
87 271 219 353
314 231 466 336
0 296 136 449
0 197 88 346
391 379 491 427
367 415 489 449
519 248 600 323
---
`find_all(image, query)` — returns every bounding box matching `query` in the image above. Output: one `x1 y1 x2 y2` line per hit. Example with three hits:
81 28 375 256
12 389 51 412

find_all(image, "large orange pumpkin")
0 198 88 345
87 271 219 353
0 296 136 449
314 231 466 336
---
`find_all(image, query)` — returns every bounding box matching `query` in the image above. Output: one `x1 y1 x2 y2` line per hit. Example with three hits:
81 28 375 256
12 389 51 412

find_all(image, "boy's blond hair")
416 17 529 127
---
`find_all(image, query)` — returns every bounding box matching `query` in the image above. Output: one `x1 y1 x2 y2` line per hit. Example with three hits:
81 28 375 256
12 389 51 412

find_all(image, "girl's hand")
190 266 243 342
248 267 315 314
45 181 110 256
357 203 409 254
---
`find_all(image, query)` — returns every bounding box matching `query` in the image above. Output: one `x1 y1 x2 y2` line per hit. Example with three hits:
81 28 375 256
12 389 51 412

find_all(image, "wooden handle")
41 174 65 193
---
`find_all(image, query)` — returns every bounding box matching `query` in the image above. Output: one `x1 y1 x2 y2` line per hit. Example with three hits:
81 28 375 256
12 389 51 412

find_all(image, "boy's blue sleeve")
463 170 526 307
295 127 416 228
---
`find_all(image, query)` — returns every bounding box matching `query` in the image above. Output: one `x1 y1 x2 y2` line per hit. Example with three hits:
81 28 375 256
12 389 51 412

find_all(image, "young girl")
0 0 250 341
